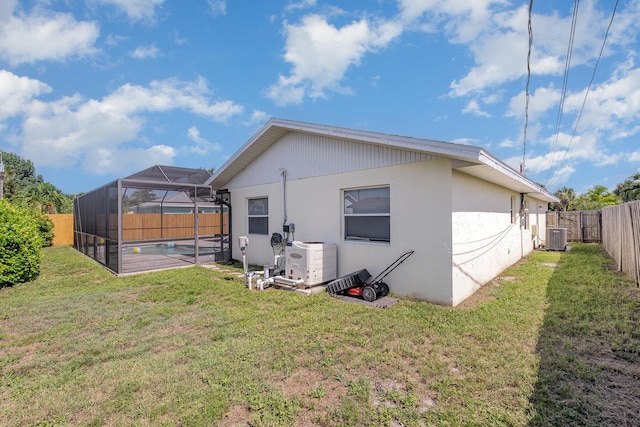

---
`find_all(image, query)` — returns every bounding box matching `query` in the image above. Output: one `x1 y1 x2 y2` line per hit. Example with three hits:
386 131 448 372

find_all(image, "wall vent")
546 227 567 251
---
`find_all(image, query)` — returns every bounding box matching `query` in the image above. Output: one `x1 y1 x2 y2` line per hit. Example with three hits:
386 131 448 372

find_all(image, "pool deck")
119 238 228 275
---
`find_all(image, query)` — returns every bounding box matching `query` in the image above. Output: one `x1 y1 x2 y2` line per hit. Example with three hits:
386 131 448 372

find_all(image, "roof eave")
206 119 559 204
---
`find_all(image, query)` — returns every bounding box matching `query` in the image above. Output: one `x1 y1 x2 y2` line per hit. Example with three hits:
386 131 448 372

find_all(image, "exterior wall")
226 138 454 304
450 171 548 305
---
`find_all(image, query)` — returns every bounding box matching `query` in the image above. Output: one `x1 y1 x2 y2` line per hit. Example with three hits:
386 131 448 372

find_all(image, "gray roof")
206 118 558 203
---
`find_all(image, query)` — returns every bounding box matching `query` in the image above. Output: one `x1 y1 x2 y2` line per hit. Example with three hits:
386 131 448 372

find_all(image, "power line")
521 0 534 175
549 0 619 186
545 0 580 185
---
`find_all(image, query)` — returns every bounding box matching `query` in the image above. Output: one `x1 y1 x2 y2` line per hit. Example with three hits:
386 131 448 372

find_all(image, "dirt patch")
456 279 502 309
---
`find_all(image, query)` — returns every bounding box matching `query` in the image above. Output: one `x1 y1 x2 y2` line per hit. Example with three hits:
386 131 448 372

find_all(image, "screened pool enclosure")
74 165 231 274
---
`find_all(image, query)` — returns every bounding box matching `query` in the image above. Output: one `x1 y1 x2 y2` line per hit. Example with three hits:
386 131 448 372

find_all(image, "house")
134 191 222 214
205 118 558 306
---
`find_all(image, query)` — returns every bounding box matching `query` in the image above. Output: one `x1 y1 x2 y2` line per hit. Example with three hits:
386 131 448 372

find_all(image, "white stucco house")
205 118 558 306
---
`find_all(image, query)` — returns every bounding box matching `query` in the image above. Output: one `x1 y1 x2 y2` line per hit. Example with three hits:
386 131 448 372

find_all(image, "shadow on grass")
528 244 640 426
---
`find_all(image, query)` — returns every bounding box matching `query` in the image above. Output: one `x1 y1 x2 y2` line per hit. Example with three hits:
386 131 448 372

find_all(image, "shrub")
33 212 55 247
0 200 44 286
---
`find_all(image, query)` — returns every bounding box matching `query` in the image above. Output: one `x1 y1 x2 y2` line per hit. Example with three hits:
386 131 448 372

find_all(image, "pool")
124 243 217 256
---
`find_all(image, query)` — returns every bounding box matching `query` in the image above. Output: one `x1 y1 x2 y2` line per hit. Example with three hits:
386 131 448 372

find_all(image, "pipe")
257 276 275 290
280 169 287 226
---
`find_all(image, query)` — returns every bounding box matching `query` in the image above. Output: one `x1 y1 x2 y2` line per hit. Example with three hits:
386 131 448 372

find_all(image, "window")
344 187 390 242
510 196 516 224
248 197 268 235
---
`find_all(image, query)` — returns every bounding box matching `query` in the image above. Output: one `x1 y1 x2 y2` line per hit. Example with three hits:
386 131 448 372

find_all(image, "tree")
0 200 44 286
0 150 73 213
0 150 39 200
614 172 640 202
553 186 577 211
123 189 157 213
15 182 72 214
572 185 621 210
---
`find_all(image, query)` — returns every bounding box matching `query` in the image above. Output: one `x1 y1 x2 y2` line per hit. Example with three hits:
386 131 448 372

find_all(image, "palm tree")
573 185 621 210
614 172 640 202
553 186 576 211
17 182 71 214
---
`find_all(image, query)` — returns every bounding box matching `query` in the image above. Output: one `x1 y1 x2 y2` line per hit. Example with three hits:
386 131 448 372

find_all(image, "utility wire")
545 0 580 185
549 0 619 185
521 0 534 175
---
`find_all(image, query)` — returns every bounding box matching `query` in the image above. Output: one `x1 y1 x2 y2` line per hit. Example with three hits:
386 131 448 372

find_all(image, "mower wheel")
378 282 390 297
362 286 377 302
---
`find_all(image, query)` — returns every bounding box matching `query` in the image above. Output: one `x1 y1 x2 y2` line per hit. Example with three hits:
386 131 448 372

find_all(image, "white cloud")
507 85 560 119
285 0 317 12
172 31 187 45
0 0 17 22
0 70 52 119
185 126 222 156
462 99 491 117
396 1 625 100
246 110 269 126
266 14 402 105
94 0 165 22
207 0 226 16
546 164 576 187
0 7 99 65
11 77 242 174
105 34 129 47
83 145 175 174
630 152 640 162
499 138 517 148
131 44 161 59
561 66 640 135
101 77 243 120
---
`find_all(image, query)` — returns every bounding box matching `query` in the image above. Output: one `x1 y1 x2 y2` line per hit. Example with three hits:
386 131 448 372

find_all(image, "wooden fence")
48 214 74 246
122 213 228 241
546 210 602 243
601 201 640 285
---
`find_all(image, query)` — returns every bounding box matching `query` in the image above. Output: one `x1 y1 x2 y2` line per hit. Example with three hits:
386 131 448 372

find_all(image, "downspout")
280 169 287 228
520 193 526 258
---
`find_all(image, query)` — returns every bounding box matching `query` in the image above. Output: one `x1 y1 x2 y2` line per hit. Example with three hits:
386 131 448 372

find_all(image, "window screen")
344 187 390 242
248 198 268 235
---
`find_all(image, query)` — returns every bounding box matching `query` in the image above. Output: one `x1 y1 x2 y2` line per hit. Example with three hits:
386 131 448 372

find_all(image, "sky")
1 0 639 196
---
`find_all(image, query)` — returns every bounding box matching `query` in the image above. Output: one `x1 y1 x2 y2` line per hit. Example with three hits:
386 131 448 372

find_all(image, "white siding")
225 132 439 189
450 171 549 305
228 159 454 305
221 129 551 306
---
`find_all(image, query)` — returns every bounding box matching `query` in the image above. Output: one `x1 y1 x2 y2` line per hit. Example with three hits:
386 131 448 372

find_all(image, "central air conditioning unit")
546 227 567 251
285 241 337 287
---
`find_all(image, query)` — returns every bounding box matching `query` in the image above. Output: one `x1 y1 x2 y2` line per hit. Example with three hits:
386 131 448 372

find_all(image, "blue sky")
1 0 639 195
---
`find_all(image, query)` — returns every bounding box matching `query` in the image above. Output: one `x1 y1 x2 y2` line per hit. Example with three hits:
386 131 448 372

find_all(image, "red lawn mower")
326 250 414 302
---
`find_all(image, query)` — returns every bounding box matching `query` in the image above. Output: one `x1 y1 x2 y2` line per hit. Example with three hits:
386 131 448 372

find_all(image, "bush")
33 212 55 247
0 200 44 286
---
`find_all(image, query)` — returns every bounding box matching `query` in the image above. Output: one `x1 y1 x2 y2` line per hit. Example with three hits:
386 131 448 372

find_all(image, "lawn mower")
326 250 414 302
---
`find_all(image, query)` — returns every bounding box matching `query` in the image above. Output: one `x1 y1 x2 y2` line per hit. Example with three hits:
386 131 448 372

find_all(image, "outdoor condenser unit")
546 227 567 251
285 241 337 287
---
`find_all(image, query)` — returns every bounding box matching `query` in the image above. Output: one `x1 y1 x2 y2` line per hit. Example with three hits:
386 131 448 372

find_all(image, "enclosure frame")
73 166 231 275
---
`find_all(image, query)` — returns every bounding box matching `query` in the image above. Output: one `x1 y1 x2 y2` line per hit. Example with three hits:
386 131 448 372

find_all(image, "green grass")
0 244 638 426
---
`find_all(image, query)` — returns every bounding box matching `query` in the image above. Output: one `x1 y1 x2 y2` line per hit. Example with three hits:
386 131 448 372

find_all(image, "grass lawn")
1 244 639 426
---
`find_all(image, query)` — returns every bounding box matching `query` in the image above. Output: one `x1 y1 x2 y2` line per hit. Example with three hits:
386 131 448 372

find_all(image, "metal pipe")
280 169 287 226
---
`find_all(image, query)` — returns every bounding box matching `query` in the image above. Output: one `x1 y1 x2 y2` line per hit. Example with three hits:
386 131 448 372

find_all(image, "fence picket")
601 201 640 285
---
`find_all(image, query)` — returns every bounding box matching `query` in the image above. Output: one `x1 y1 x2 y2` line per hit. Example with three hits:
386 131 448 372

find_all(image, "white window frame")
343 186 390 243
248 197 269 235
